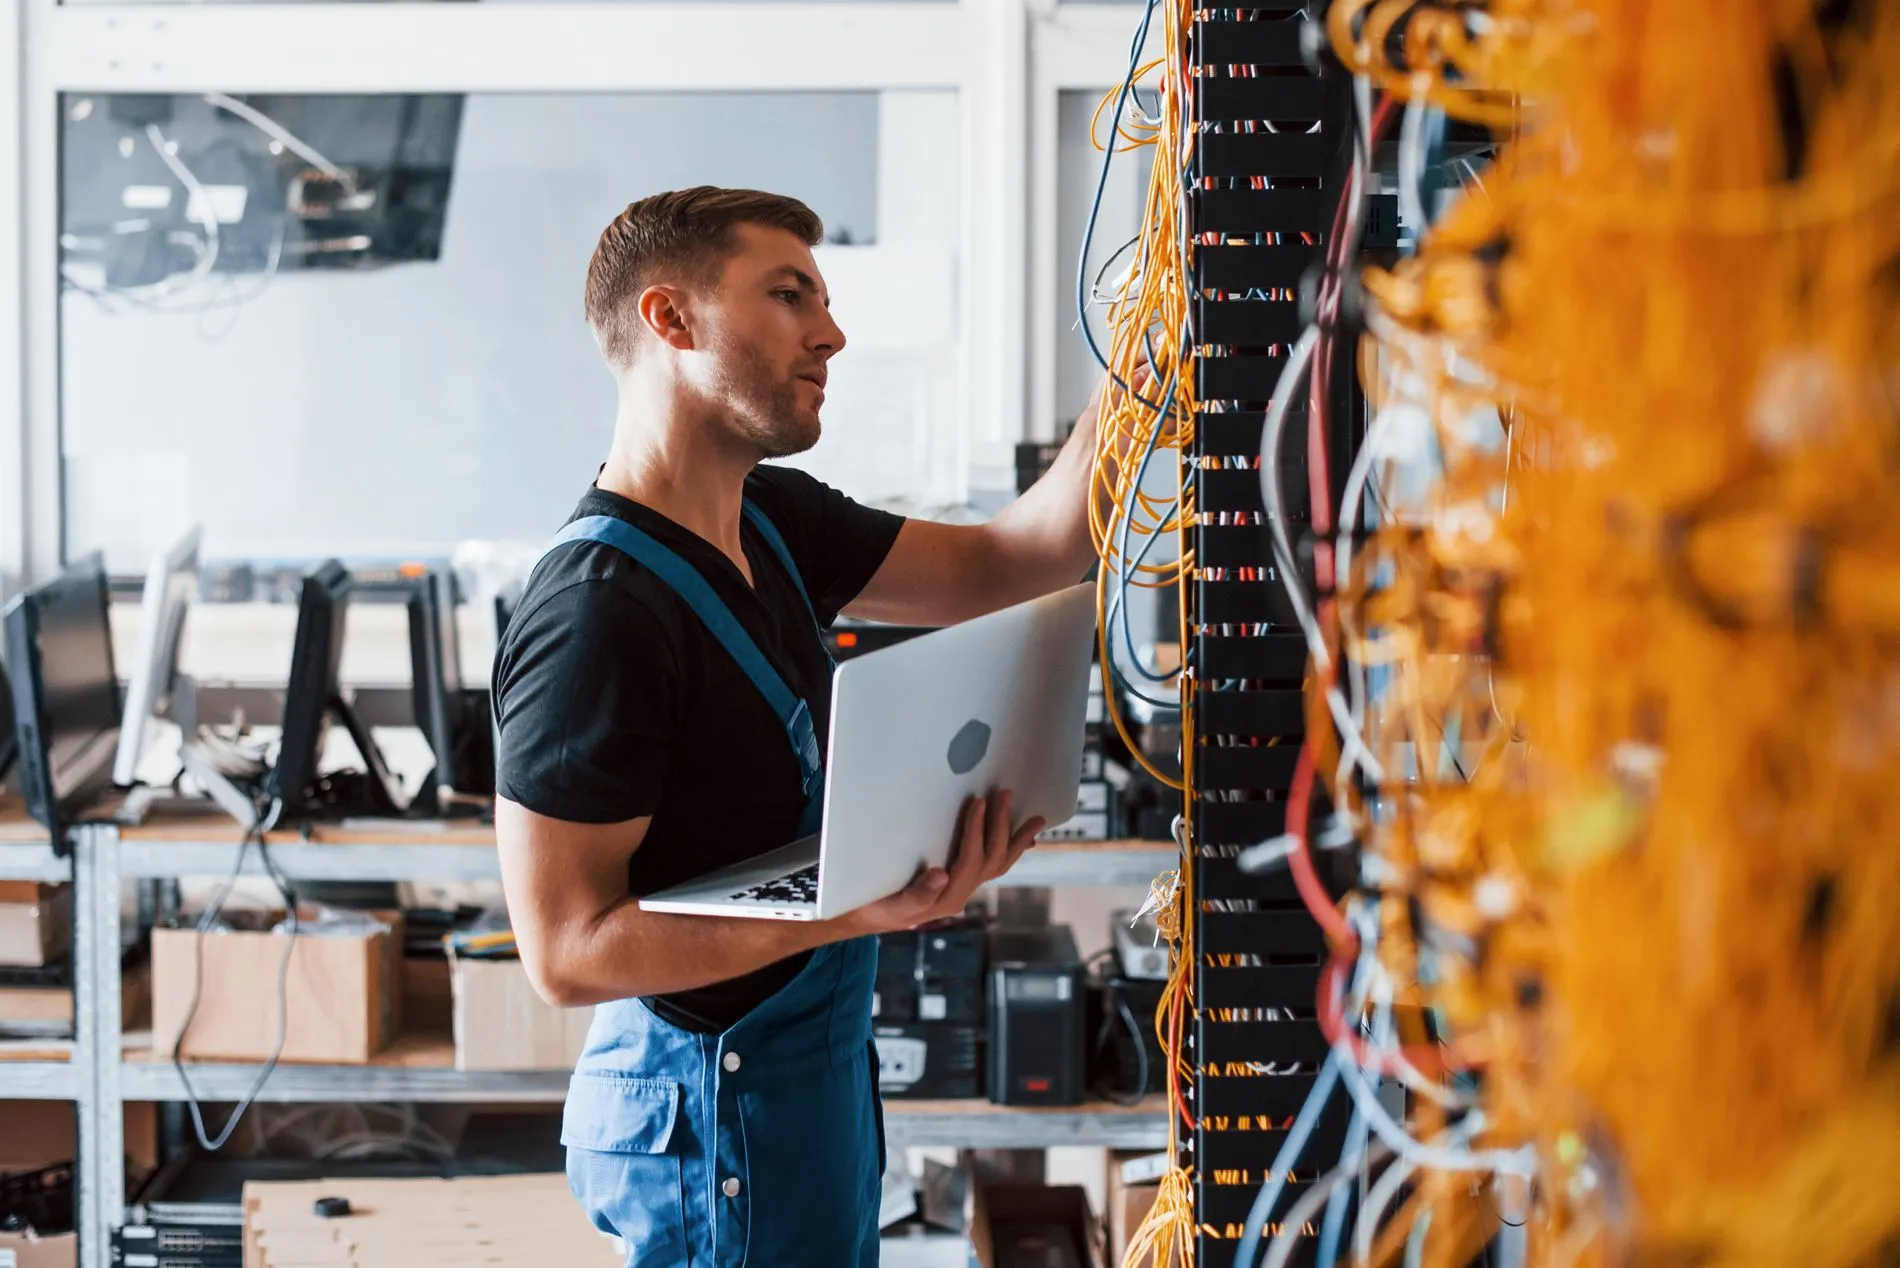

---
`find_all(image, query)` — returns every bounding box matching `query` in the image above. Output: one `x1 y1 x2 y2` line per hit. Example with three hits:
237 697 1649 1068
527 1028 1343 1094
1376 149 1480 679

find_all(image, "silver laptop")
639 582 1097 921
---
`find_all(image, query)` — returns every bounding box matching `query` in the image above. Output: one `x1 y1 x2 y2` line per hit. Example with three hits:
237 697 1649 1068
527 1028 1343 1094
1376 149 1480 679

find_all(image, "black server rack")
1186 10 1367 1267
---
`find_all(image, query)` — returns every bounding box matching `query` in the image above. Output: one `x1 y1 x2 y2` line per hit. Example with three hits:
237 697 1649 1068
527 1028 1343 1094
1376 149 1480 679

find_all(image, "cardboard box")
970 1183 1105 1268
1106 1152 1164 1268
401 956 454 1037
0 1100 157 1179
242 1173 621 1267
151 910 402 1064
0 964 150 1037
0 1230 77 1268
449 952 590 1071
0 1103 149 1268
0 884 71 968
0 1101 75 1172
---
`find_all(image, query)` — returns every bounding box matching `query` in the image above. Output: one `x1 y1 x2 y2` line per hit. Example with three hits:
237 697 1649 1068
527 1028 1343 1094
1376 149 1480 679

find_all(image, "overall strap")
742 498 835 673
538 515 823 815
740 499 815 621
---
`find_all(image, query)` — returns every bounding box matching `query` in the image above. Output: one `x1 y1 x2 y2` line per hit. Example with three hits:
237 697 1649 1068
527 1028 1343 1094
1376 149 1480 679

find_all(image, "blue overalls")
535 503 884 1267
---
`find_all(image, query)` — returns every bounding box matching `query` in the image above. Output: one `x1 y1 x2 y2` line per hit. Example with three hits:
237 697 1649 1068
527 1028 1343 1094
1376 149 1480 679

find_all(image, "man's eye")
774 289 799 304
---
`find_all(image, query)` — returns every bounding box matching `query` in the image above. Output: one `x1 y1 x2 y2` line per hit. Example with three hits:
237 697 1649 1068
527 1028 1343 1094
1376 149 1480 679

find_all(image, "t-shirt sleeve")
749 465 905 625
492 578 681 824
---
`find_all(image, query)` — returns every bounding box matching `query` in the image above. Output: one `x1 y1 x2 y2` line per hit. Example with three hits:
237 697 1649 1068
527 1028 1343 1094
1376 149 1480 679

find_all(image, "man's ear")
636 285 696 352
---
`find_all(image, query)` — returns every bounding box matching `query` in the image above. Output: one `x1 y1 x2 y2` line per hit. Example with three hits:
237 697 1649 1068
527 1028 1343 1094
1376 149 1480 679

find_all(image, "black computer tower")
987 925 1086 1106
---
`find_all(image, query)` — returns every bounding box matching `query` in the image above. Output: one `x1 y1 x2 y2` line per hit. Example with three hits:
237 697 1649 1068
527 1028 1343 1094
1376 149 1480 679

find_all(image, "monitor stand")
326 693 408 819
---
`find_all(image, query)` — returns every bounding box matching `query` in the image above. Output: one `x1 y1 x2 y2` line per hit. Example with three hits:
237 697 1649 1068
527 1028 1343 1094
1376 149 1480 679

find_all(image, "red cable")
1315 953 1461 1079
1286 741 1358 950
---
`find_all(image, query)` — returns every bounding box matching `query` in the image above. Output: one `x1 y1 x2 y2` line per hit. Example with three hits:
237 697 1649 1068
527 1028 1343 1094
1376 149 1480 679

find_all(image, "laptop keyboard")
731 864 820 905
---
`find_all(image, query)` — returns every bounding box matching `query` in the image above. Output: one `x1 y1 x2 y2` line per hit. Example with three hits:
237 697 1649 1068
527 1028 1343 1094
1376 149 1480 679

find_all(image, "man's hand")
843 792 1045 935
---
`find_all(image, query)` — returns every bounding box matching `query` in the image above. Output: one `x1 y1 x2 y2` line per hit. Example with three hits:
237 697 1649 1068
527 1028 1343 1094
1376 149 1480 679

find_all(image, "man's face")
692 224 846 459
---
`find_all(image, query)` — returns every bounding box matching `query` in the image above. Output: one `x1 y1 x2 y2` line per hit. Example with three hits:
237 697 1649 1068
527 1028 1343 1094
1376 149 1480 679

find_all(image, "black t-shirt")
493 465 905 1032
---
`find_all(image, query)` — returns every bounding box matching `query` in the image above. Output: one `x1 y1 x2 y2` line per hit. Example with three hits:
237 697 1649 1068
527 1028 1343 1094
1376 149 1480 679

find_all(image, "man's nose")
813 310 846 358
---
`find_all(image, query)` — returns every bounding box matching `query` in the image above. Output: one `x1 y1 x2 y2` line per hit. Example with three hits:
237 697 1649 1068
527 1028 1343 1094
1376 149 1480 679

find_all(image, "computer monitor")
265 561 405 824
407 569 462 802
485 582 521 777
2 553 123 839
114 525 201 787
0 659 16 784
407 570 495 813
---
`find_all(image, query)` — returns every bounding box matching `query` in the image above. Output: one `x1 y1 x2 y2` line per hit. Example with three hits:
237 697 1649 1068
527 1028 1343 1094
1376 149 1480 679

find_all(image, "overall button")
722 1177 743 1198
722 1051 742 1072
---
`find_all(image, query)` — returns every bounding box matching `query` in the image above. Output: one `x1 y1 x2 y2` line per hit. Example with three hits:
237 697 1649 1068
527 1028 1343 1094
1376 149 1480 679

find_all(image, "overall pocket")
562 1072 690 1264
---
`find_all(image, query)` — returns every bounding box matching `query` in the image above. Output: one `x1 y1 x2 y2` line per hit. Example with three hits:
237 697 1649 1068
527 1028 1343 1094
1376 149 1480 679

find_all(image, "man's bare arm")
496 792 1044 1008
845 370 1148 629
843 413 1098 628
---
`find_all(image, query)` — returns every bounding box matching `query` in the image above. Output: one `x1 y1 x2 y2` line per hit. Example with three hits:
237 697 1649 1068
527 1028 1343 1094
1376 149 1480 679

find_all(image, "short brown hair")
584 186 824 367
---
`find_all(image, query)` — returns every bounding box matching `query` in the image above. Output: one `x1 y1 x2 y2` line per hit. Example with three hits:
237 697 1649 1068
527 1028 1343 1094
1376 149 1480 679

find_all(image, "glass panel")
60 90 964 575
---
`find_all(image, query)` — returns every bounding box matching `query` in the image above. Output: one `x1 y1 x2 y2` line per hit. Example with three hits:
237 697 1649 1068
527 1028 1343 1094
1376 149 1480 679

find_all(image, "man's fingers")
907 866 950 899
1003 818 1045 872
948 795 987 887
983 790 1014 873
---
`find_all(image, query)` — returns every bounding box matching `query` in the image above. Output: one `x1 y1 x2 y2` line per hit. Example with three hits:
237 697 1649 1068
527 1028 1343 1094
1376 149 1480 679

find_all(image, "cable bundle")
1248 0 1900 1265
1077 3 1203 1264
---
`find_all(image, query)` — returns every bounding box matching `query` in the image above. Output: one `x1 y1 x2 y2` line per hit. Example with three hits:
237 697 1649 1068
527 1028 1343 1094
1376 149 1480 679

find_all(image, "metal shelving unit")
0 840 72 883
116 1049 1169 1149
117 1056 574 1106
114 834 1178 887
0 810 80 1107
0 1059 78 1099
884 1098 1169 1151
11 814 1178 1268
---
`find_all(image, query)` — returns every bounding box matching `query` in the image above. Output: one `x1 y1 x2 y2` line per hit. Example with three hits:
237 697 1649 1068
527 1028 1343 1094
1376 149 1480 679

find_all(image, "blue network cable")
1233 1052 1343 1268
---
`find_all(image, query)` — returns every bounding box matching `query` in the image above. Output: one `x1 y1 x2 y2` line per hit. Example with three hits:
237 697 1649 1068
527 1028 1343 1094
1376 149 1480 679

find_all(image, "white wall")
61 90 968 573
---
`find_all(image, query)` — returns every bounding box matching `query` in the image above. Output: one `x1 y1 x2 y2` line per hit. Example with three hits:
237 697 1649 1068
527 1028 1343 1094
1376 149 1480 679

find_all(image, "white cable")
1255 331 1385 781
1257 326 1326 661
1354 75 1376 173
1324 908 1523 1171
1333 381 1399 808
1397 103 1430 242
1333 1019 1529 1176
1344 913 1471 1110
1259 1141 1394 1268
203 92 353 187
145 124 219 296
1363 957 1473 1110
1355 1155 1420 1264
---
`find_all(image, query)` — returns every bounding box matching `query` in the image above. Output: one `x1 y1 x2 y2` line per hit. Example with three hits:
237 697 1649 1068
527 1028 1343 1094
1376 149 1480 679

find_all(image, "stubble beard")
714 330 820 460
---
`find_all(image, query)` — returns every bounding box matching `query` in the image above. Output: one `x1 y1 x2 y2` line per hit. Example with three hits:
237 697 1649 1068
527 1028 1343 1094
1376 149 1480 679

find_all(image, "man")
494 186 1105 1267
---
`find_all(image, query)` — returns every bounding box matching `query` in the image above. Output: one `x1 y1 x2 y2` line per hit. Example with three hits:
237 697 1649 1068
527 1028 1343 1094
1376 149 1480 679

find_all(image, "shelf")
120 1034 1168 1146
0 1041 78 1099
122 1032 567 1104
882 1095 1170 1150
0 842 70 882
0 800 65 880
119 838 503 884
1006 840 1177 888
118 832 1177 889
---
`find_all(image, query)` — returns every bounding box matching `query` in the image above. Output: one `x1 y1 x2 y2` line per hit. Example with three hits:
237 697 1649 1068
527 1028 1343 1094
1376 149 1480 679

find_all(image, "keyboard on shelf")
731 864 819 905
